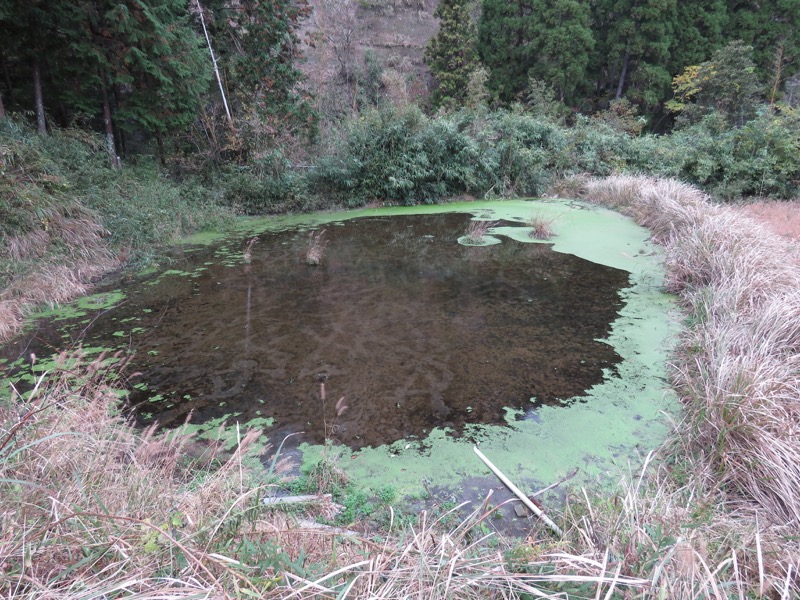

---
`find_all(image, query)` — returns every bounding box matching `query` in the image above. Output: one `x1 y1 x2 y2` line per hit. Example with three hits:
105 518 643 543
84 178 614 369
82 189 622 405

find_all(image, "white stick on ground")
261 494 334 506
473 446 563 537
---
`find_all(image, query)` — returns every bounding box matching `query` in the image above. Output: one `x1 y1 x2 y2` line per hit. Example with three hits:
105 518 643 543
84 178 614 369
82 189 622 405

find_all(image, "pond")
1 200 678 508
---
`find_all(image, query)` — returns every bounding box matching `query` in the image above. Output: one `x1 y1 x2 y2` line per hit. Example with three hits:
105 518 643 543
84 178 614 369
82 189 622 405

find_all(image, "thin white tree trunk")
615 49 630 100
196 0 233 128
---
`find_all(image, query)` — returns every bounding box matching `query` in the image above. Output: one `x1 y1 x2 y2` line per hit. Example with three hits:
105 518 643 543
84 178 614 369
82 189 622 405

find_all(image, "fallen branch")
473 446 563 537
531 467 579 498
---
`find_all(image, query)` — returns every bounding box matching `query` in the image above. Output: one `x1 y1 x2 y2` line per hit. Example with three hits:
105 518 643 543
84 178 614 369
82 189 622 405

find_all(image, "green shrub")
222 170 307 215
564 116 638 176
309 106 475 205
477 109 566 196
646 109 800 200
0 118 234 269
306 105 798 206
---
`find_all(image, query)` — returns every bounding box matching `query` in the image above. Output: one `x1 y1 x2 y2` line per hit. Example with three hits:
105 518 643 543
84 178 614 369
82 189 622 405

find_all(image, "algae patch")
4 199 678 505
33 290 126 321
282 200 679 498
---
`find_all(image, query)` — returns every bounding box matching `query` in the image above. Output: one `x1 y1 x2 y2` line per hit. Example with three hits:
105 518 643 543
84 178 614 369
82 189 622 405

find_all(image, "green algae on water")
4 198 679 507
32 290 126 321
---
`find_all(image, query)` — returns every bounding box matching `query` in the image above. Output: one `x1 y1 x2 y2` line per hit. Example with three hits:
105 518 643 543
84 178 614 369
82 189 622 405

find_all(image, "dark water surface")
4 213 630 449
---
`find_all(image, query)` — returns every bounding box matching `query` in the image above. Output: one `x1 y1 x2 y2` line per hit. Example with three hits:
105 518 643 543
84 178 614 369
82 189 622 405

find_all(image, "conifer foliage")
424 0 480 110
0 0 313 161
474 0 800 117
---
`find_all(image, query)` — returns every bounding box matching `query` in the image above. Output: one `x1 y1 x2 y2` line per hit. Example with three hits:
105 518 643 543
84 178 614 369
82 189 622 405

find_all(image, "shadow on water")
2 213 629 450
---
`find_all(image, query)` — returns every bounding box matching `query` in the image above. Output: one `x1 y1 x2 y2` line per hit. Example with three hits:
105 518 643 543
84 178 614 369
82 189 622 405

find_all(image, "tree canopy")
424 0 480 110
0 0 313 160
474 0 799 121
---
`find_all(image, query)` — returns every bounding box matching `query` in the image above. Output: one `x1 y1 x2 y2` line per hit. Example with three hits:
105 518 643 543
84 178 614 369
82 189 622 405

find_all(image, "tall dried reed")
0 353 289 599
0 209 117 343
574 175 800 593
464 219 496 244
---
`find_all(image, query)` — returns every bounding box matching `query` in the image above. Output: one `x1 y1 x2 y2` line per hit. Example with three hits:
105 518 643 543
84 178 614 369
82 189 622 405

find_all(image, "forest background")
1 0 799 278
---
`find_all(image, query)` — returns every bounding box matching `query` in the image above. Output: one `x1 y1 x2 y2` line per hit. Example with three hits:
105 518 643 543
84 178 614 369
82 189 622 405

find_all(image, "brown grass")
0 354 312 598
0 209 118 344
0 257 119 342
739 200 800 241
464 219 496 244
570 175 800 590
305 229 328 266
528 211 556 240
580 175 800 518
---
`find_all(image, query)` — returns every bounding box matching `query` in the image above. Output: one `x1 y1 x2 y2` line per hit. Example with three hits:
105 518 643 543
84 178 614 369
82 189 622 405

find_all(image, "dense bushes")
3 104 798 241
302 105 799 206
307 106 564 205
307 107 491 206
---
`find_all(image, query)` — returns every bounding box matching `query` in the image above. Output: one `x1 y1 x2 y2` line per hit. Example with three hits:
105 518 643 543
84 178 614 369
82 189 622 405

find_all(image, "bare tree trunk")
615 49 630 100
0 92 5 119
196 0 234 129
101 80 121 168
112 84 127 155
33 58 47 134
1 55 14 107
155 131 166 166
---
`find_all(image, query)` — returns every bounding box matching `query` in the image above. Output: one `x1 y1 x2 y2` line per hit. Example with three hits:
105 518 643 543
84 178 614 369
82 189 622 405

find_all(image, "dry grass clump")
528 211 556 240
0 354 303 598
562 456 799 598
305 229 328 266
464 219 496 244
580 175 800 532
0 208 118 343
0 257 119 342
277 497 651 599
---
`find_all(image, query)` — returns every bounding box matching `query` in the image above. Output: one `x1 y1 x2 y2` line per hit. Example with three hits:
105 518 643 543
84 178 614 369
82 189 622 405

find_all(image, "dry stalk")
464 219 496 244
305 229 328 266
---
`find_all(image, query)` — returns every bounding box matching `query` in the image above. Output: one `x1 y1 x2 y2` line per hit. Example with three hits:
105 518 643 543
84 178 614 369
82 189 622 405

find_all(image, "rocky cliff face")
300 0 441 106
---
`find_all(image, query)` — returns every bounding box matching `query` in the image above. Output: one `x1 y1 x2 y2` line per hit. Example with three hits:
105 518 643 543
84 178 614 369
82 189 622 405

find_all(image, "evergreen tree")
424 0 480 109
726 0 800 101
670 0 727 72
0 0 210 157
53 0 210 160
477 0 594 107
204 0 314 130
527 0 593 103
590 0 678 109
478 0 536 102
0 0 64 133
